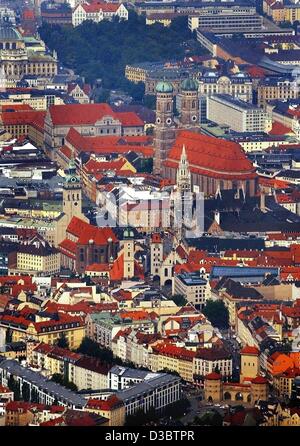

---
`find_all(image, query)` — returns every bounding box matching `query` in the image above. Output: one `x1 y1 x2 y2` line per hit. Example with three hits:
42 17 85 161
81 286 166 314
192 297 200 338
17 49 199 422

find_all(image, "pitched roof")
48 103 114 126
251 375 268 384
240 345 260 355
87 395 123 411
48 104 143 128
165 130 256 180
66 217 118 245
80 2 120 13
66 128 153 157
269 121 293 136
205 372 221 380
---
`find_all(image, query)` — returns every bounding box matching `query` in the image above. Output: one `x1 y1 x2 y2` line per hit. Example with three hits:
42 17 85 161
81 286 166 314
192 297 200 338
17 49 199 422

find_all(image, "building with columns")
0 24 58 88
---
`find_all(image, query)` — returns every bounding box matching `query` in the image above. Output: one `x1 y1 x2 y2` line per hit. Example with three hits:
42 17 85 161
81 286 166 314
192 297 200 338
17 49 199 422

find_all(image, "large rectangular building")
173 271 210 308
257 76 299 108
207 94 272 133
189 7 263 33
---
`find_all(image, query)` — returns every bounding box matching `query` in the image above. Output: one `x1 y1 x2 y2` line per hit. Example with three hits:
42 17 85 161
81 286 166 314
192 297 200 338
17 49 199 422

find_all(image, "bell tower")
122 228 135 279
63 158 84 222
179 77 200 131
153 80 176 175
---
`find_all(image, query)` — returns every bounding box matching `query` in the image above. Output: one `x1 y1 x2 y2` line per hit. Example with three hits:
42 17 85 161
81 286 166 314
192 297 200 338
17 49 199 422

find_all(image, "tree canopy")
76 336 137 368
172 294 188 307
56 332 69 349
202 299 229 329
38 13 206 98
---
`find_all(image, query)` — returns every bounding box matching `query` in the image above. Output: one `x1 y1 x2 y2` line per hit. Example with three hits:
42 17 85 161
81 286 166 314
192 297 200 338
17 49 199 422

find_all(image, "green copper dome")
156 80 173 93
64 158 80 187
181 77 198 91
0 25 22 41
123 227 135 239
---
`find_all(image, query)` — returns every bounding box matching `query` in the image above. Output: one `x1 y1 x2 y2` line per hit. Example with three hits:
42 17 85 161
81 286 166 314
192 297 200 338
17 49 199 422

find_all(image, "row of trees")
76 336 142 370
171 296 230 329
51 373 78 392
7 376 39 403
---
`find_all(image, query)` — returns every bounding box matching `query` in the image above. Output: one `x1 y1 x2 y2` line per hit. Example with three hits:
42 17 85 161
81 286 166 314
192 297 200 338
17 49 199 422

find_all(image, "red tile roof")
114 111 144 127
205 372 221 380
1 109 45 127
251 375 268 384
2 104 33 112
164 130 256 180
151 233 162 244
152 342 196 361
109 253 144 281
58 145 73 161
86 263 110 272
48 104 143 128
58 239 77 258
269 121 293 136
49 103 113 126
240 345 260 355
66 217 118 245
66 128 153 157
81 1 120 13
87 395 123 411
84 158 128 174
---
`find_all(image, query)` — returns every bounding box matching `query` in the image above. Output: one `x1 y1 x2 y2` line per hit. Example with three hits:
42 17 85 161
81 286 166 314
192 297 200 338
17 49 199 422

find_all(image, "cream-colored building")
207 94 272 133
72 2 128 27
173 271 211 308
198 71 253 103
86 396 126 426
0 25 57 88
149 344 196 382
68 357 109 390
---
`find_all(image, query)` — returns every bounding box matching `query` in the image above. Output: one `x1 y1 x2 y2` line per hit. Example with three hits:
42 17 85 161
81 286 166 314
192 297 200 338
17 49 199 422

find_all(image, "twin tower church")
153 78 258 198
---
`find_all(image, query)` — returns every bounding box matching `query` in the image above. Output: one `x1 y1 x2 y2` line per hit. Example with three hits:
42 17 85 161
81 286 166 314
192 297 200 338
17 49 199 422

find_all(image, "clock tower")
63 158 85 222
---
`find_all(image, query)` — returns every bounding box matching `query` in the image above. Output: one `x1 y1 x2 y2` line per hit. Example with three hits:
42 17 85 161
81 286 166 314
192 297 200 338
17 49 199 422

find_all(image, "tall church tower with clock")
153 80 176 175
63 158 85 221
56 158 88 246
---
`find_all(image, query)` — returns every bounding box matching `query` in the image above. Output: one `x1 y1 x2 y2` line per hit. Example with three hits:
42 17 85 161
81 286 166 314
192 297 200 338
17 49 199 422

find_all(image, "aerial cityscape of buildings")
0 0 300 430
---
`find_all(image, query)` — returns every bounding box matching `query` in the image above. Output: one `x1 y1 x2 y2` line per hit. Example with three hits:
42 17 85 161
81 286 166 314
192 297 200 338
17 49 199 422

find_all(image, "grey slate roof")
0 359 86 408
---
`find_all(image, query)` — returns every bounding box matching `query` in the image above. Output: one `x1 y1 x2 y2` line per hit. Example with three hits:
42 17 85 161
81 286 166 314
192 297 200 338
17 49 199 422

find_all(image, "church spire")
176 144 191 193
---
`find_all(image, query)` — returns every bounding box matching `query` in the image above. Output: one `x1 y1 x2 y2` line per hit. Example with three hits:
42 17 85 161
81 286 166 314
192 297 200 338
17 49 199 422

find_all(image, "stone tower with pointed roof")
56 158 88 246
153 80 176 175
63 158 84 222
122 227 135 279
176 145 191 193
